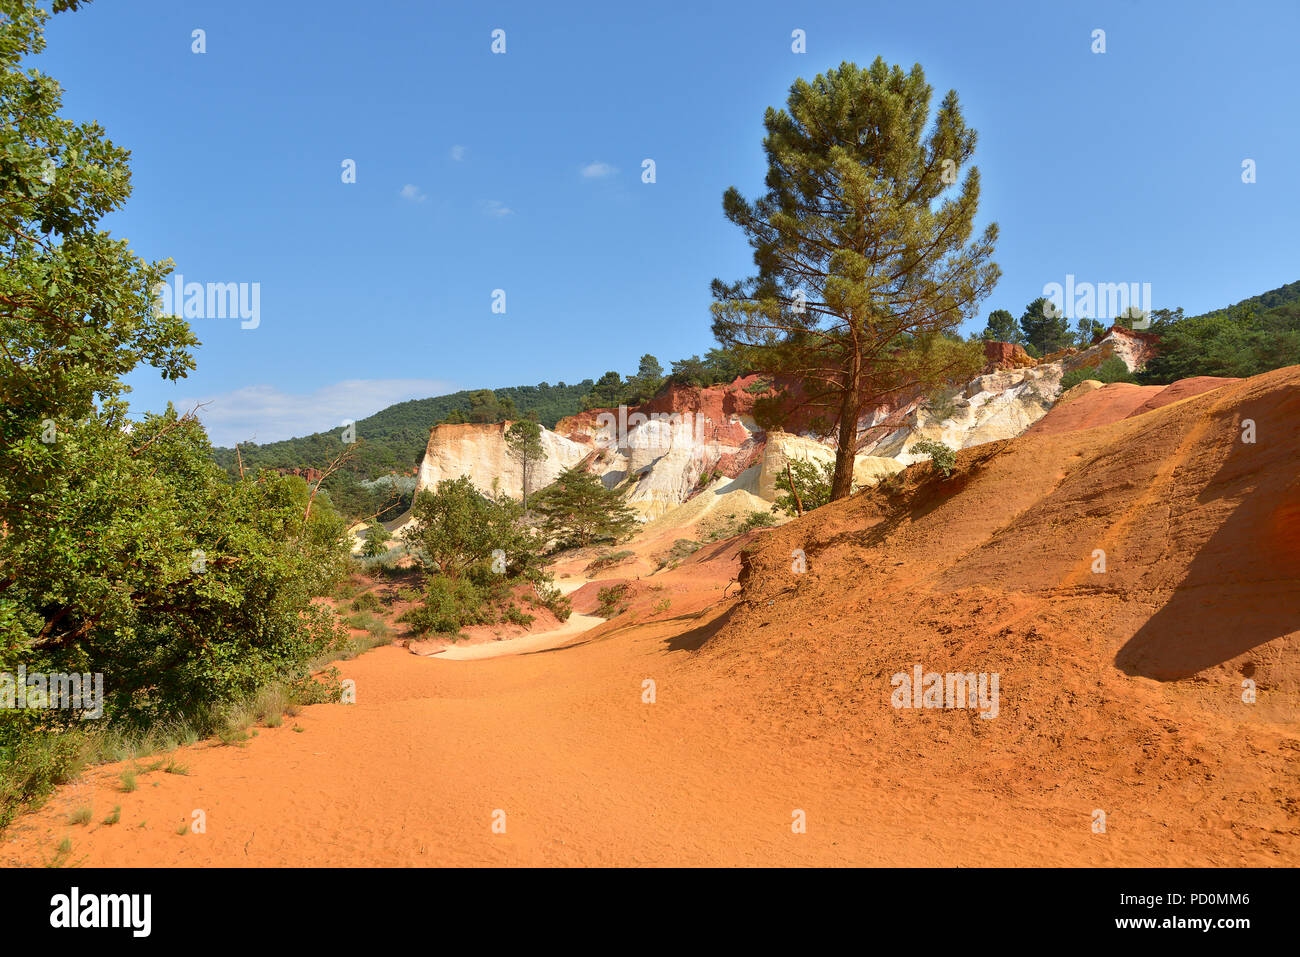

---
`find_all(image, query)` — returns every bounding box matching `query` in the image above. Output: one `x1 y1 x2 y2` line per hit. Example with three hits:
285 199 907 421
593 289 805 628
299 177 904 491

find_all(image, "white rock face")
758 432 904 499
865 329 1147 464
408 329 1151 527
415 422 590 500
615 411 762 519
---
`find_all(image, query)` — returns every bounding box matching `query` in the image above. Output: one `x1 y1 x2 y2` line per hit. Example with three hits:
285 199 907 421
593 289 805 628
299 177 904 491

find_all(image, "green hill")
211 380 593 519
1141 278 1300 384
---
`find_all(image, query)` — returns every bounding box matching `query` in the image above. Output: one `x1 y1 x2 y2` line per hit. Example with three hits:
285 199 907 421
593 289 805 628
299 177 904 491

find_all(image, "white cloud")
450 144 466 161
399 183 427 203
482 199 513 217
579 161 616 179
182 378 456 447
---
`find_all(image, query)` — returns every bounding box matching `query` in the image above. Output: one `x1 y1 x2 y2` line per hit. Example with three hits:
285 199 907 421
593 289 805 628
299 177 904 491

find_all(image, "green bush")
1059 355 1138 392
910 439 957 477
350 591 382 612
400 575 495 637
503 605 535 627
587 550 635 572
774 457 843 514
529 582 573 622
596 584 631 618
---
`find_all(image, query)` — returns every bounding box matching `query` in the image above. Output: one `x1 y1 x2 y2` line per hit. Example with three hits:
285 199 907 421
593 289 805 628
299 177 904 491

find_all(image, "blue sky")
36 0 1300 445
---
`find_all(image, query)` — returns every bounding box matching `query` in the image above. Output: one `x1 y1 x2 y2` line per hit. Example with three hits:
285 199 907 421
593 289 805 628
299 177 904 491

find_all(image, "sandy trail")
427 612 605 660
0 608 1141 867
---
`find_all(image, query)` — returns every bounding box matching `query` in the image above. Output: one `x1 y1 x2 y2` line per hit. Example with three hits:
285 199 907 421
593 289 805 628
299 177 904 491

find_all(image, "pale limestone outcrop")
415 422 590 500
758 432 904 499
866 328 1149 464
614 410 763 519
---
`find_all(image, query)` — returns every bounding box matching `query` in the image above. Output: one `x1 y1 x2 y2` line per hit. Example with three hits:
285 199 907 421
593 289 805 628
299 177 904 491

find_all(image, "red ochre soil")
2 368 1297 866
1026 376 1241 437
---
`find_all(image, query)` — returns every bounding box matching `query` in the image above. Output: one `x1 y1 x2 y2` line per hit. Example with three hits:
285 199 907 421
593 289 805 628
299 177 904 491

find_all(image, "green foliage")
581 371 626 410
0 2 351 829
711 59 998 501
529 581 572 622
1073 316 1106 346
532 466 638 548
596 584 631 618
439 389 517 425
399 568 563 638
980 309 1020 343
623 354 665 405
1018 297 1072 355
1059 355 1138 392
580 355 667 409
211 381 594 517
701 508 777 543
400 575 494 637
361 520 392 557
926 386 961 423
587 550 635 572
774 457 839 514
402 476 542 580
349 590 382 612
910 439 957 477
659 539 702 569
399 476 560 638
504 419 546 508
1139 288 1300 384
2 407 351 729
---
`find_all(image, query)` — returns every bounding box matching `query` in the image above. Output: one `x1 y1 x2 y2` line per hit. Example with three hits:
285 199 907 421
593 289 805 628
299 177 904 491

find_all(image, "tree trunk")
830 357 862 502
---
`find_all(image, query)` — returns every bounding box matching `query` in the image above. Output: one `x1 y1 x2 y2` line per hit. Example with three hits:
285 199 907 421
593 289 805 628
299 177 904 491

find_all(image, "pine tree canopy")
711 58 999 500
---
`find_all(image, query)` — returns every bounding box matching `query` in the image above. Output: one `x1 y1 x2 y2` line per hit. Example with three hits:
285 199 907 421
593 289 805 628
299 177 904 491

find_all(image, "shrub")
350 591 382 612
1059 355 1138 392
342 610 390 637
361 521 392 557
774 457 842 514
529 582 573 622
400 575 492 638
587 550 635 573
910 439 957 477
662 539 702 565
596 584 631 618
503 605 535 627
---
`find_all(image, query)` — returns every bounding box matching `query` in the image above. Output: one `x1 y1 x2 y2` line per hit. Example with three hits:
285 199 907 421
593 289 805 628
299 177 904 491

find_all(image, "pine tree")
712 59 999 501
504 418 546 509
981 309 1021 343
1018 297 1072 355
362 520 392 557
533 467 637 548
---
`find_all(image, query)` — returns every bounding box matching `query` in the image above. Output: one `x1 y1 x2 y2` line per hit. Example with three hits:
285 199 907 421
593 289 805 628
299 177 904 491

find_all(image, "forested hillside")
1140 278 1300 383
211 380 594 518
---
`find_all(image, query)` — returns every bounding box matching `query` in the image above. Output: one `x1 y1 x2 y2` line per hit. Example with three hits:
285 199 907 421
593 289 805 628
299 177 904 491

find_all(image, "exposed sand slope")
1026 376 1241 437
3 368 1296 866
